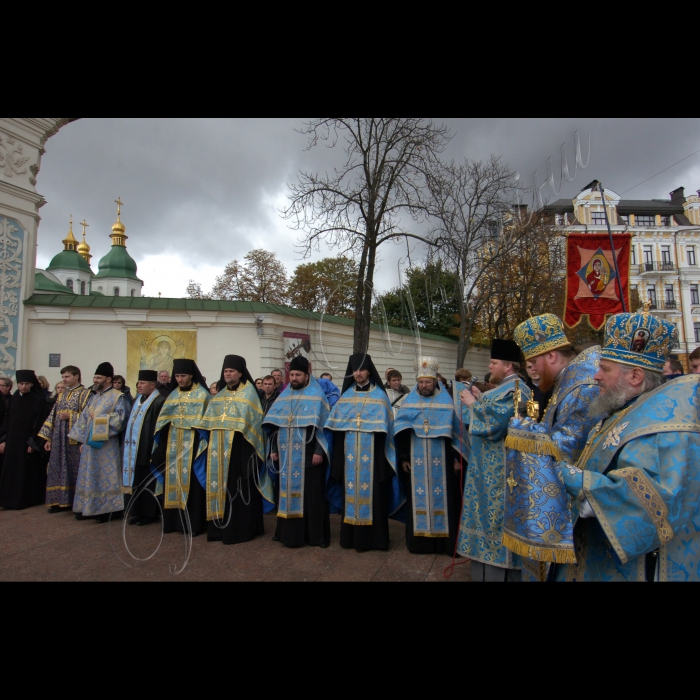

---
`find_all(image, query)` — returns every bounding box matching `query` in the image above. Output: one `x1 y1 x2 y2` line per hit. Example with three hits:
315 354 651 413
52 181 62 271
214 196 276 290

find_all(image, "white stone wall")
24 304 491 389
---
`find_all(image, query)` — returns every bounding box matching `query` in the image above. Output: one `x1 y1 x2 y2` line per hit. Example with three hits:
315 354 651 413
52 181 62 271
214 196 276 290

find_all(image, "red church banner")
564 233 632 331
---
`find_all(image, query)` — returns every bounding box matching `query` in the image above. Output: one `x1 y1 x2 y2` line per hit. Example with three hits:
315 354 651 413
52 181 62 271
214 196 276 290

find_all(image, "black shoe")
319 541 330 549
272 535 280 542
137 517 156 527
48 506 62 514
95 514 110 524
75 513 85 521
128 517 140 526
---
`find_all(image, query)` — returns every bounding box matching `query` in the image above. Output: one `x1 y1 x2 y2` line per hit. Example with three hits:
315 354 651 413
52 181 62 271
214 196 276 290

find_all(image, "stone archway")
0 118 79 373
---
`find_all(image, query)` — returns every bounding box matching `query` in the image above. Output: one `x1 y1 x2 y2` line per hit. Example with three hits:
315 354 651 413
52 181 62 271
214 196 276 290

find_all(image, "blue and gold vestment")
153 383 210 510
457 377 531 569
263 376 330 520
558 375 700 582
326 384 399 525
69 388 130 517
196 380 274 520
394 384 468 538
503 346 602 574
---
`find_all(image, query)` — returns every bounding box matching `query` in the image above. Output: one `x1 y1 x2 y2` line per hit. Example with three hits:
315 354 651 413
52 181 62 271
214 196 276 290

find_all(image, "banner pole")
597 181 627 313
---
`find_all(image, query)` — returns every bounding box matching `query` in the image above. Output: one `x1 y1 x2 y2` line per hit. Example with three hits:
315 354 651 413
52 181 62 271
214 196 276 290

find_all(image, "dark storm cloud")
36 118 700 293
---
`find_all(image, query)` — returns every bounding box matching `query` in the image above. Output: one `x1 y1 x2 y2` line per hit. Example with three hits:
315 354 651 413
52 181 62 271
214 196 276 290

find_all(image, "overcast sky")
35 118 700 298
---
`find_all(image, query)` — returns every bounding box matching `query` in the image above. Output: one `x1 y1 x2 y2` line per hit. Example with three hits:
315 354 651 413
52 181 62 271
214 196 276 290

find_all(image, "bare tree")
428 156 528 368
283 118 451 353
186 280 209 300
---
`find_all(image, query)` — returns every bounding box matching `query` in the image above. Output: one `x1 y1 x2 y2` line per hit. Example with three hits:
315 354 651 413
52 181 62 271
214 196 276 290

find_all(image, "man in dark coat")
122 370 166 526
0 370 51 510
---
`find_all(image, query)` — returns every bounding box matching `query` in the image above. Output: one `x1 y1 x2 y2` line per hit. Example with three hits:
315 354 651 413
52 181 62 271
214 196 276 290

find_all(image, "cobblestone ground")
0 507 472 582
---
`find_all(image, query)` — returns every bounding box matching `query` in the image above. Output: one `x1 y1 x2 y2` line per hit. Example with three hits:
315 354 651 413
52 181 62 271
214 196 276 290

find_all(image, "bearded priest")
456 339 530 582
326 354 400 552
394 357 469 555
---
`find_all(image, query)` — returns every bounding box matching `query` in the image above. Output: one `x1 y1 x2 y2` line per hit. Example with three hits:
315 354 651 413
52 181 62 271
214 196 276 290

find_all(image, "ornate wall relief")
0 217 23 372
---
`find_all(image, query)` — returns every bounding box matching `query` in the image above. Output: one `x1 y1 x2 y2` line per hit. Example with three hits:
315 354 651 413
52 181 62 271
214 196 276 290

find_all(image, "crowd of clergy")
1 306 699 582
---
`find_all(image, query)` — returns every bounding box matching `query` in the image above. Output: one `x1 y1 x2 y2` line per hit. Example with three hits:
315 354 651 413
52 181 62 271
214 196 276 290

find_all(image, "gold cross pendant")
423 420 430 436
355 414 363 429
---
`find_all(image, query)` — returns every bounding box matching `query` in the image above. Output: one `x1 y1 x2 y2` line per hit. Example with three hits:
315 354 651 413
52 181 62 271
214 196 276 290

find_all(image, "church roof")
23 296 457 344
46 249 93 274
34 270 77 295
94 245 143 282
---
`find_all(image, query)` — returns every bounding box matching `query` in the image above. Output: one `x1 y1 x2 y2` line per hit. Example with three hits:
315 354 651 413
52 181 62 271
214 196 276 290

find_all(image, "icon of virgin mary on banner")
564 233 632 331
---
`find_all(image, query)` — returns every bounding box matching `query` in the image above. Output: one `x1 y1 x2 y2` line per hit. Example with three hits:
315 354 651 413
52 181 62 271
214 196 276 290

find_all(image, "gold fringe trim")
505 435 563 461
502 533 577 564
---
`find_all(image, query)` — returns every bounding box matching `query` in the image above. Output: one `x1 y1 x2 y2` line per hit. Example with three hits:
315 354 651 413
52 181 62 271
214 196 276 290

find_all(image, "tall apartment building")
545 181 700 367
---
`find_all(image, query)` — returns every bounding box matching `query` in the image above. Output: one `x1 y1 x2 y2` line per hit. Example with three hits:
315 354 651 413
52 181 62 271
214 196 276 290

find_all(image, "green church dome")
94 245 143 282
47 249 93 275
34 270 76 295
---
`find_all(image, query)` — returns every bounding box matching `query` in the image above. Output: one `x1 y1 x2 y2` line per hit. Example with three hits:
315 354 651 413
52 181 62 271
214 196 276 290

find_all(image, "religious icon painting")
565 233 632 331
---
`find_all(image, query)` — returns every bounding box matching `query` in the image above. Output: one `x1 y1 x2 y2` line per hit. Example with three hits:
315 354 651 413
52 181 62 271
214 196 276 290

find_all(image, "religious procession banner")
126 330 196 390
564 233 632 331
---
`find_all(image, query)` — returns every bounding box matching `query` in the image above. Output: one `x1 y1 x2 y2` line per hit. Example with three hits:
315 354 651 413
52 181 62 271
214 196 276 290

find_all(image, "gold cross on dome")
80 219 89 234
115 197 124 217
506 471 519 490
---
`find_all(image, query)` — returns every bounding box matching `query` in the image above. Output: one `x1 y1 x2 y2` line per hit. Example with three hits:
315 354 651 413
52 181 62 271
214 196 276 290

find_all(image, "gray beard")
590 384 633 418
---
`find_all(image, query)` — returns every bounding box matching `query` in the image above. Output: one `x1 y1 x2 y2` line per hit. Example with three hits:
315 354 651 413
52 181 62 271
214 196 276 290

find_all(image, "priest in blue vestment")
556 310 700 582
394 357 469 555
265 356 332 548
326 354 399 552
122 370 166 527
69 363 131 523
197 355 274 545
151 359 210 537
504 314 603 580
456 339 531 582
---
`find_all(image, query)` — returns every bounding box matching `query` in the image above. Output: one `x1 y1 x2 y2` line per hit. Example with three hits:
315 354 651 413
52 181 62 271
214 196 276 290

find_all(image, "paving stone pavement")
0 506 473 582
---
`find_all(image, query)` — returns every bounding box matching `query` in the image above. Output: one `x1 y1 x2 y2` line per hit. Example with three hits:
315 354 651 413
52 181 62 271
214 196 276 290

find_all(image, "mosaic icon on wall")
126 330 196 390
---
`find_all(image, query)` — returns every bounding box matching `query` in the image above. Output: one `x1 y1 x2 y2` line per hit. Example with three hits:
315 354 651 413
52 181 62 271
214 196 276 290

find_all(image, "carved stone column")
0 118 78 374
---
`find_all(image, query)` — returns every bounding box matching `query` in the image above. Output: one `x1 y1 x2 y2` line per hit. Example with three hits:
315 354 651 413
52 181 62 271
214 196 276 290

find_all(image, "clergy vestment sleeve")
108 396 130 436
563 431 695 565
469 394 512 441
550 383 601 463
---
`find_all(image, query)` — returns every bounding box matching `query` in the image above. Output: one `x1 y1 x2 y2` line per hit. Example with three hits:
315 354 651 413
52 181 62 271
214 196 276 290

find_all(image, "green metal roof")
34 271 77 295
23 295 457 343
46 250 93 275
94 245 143 282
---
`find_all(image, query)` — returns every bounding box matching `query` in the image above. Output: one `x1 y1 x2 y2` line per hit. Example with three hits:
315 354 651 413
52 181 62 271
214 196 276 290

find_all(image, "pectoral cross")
506 471 519 490
355 414 363 429
423 420 430 436
513 379 522 418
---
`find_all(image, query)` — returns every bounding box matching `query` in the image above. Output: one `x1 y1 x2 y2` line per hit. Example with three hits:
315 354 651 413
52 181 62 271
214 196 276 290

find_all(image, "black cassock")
0 390 51 510
331 429 393 553
152 424 208 537
207 432 265 545
124 393 165 523
271 427 330 548
395 430 462 555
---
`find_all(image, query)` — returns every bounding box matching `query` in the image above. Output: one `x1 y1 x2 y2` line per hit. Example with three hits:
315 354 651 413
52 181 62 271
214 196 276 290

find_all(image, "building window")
660 216 671 227
131 289 136 297
630 246 636 266
688 246 696 266
665 285 675 305
591 212 607 226
643 246 653 270
692 285 700 305
114 287 120 296
647 286 657 307
695 323 700 344
619 215 629 225
661 246 672 265
636 215 656 227
80 281 86 295
66 279 74 291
